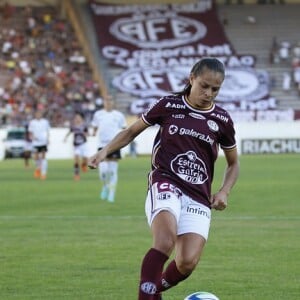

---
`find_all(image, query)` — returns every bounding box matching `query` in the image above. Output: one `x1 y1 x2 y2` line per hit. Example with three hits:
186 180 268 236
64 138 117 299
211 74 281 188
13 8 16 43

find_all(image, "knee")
154 235 176 256
176 256 199 275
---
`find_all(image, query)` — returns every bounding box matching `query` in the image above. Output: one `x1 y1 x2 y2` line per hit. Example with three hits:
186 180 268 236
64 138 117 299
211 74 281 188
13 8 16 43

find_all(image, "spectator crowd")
0 2 102 128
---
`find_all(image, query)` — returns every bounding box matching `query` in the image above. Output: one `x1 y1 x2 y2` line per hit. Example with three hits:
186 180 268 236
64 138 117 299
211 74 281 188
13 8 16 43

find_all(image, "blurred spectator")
245 15 256 24
0 4 99 127
282 72 291 92
293 67 300 96
279 41 290 62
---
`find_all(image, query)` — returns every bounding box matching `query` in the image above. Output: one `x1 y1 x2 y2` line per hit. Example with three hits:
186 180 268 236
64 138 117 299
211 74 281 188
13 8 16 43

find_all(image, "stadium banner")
241 138 300 154
89 0 296 121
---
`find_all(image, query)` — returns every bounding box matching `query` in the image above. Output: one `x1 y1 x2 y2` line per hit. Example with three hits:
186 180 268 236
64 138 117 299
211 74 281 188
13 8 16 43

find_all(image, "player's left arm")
211 147 240 210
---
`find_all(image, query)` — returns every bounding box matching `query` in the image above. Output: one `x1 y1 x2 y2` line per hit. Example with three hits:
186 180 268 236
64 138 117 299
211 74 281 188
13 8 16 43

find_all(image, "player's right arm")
88 118 148 168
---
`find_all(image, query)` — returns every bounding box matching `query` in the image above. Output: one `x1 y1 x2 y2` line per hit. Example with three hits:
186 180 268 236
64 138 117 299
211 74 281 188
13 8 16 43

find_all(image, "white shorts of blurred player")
24 141 33 152
145 182 211 241
74 143 89 158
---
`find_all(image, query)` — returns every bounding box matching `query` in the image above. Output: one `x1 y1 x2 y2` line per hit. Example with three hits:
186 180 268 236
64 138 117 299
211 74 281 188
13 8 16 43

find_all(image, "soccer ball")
184 291 220 300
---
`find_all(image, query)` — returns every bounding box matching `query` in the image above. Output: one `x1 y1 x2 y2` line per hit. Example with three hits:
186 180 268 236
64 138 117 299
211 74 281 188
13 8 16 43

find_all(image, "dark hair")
175 57 225 96
74 111 85 119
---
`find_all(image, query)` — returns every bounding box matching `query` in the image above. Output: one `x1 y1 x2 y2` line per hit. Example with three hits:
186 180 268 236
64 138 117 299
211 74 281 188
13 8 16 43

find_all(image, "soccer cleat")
107 194 114 203
107 189 115 203
100 187 108 200
34 169 41 179
74 175 80 181
40 175 47 180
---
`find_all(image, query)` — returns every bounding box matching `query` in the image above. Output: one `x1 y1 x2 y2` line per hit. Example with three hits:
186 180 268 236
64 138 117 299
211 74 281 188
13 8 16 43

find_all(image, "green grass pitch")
0 154 299 299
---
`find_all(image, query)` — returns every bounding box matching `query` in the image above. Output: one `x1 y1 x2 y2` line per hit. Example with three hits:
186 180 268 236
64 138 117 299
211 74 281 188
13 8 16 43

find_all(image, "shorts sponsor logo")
186 205 210 219
157 192 171 200
140 282 157 295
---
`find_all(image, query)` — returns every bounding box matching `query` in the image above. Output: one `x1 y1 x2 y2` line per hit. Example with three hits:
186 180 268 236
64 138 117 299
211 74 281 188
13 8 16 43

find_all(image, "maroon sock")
157 260 190 292
138 248 169 300
74 163 79 175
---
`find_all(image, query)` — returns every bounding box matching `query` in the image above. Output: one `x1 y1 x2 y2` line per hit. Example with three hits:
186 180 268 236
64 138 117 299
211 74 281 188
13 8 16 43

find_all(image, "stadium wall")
1 121 300 160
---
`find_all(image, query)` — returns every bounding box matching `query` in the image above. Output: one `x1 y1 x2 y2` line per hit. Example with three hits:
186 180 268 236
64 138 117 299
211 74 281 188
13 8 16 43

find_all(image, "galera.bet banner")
89 0 298 121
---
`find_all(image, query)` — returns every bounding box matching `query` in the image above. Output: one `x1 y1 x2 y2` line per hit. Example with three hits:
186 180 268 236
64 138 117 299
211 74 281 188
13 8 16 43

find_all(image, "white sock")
35 159 41 169
108 161 118 202
99 161 109 187
41 159 48 176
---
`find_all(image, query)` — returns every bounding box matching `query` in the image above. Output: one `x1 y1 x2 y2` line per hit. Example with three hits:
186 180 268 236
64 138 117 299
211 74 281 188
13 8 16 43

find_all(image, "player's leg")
139 183 181 300
74 154 80 181
157 233 206 293
138 211 177 300
81 143 88 173
24 150 31 168
107 160 118 202
157 200 211 294
40 149 48 180
73 146 81 180
98 160 109 199
33 149 41 178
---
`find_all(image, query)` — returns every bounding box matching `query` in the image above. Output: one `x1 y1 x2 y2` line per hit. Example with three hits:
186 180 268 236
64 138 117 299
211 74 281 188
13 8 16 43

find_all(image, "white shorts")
74 143 89 158
145 182 211 240
24 141 33 152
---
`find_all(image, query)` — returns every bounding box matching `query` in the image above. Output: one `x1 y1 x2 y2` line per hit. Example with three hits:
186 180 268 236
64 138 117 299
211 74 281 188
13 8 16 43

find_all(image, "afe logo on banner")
110 13 207 48
113 67 187 97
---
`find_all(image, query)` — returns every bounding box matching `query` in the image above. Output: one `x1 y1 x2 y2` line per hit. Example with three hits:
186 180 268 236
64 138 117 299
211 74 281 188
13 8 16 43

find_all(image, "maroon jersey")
142 94 236 208
70 124 88 146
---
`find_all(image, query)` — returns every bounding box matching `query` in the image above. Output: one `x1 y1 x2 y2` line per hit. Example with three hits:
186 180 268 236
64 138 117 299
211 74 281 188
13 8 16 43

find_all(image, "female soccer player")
28 110 50 180
91 97 127 202
64 112 89 181
88 58 240 300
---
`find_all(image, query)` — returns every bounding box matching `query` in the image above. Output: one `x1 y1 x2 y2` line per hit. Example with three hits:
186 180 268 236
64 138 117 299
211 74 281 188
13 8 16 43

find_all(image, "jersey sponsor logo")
211 112 229 123
207 120 219 132
140 282 157 295
171 151 208 184
165 102 186 109
172 114 185 119
189 112 206 120
178 127 214 145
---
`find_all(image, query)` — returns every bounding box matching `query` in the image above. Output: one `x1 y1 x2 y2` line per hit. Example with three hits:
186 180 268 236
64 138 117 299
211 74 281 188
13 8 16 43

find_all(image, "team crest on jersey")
207 120 219 132
189 112 206 120
168 125 178 135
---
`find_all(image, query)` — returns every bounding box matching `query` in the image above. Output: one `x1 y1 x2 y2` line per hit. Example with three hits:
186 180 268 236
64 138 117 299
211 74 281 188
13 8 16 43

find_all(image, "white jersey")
91 109 126 148
28 118 50 147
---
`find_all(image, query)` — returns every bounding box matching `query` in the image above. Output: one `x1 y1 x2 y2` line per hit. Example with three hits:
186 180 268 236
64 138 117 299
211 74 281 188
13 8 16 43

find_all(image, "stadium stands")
0 2 100 127
1 0 300 127
218 3 300 110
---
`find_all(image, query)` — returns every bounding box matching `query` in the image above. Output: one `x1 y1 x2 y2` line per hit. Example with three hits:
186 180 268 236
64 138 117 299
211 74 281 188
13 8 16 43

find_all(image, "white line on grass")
0 215 299 220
